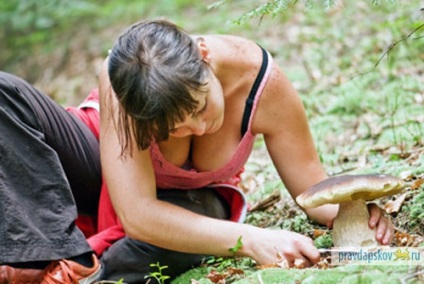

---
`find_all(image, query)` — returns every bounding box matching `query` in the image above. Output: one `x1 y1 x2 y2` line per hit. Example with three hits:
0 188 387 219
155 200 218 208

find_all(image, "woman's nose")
191 120 206 136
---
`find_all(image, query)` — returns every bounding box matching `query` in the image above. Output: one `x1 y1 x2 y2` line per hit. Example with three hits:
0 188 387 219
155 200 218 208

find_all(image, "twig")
349 23 424 80
330 166 359 176
354 116 424 143
400 267 424 284
373 23 424 69
249 190 281 212
302 58 318 83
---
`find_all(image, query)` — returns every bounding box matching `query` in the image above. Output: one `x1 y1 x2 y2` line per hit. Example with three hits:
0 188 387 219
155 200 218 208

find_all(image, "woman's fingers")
368 203 394 245
273 233 320 268
368 203 382 229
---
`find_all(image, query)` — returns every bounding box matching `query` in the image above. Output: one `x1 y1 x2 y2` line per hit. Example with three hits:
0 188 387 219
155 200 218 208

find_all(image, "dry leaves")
410 178 424 190
384 177 423 214
313 229 327 238
204 268 244 284
394 231 416 246
384 192 408 214
257 256 330 271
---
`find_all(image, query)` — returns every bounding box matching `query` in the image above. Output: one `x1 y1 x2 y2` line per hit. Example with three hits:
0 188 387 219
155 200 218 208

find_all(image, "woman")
98 19 393 282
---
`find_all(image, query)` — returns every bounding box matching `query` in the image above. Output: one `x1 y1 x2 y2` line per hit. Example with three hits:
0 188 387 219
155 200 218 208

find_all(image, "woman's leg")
25 76 102 216
0 72 98 264
100 188 230 283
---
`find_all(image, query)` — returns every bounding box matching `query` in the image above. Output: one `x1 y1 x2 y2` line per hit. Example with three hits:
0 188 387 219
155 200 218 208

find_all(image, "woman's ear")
196 37 212 63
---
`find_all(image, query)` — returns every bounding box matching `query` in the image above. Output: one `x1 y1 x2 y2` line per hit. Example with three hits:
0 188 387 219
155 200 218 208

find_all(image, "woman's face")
169 71 224 138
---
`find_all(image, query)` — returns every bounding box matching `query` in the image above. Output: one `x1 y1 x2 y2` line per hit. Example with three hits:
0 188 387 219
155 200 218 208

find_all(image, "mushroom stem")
332 199 377 248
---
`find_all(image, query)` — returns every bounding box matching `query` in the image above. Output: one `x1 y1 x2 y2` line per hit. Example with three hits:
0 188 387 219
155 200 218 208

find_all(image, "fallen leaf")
315 257 331 269
384 192 408 214
313 229 327 238
272 251 290 269
294 258 306 269
206 270 227 283
410 178 424 190
394 232 416 246
227 267 244 276
275 259 290 269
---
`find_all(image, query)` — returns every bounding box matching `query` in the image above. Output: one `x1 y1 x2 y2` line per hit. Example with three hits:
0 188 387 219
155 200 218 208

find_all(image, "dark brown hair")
108 20 210 154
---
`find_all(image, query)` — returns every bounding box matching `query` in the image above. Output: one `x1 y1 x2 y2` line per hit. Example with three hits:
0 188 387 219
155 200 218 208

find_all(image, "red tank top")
152 49 272 190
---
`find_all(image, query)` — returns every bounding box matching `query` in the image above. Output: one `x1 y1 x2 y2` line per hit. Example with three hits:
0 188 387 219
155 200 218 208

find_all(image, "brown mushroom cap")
296 174 405 209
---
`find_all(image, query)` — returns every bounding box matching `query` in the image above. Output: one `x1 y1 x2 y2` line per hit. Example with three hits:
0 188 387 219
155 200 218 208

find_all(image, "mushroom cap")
296 174 405 209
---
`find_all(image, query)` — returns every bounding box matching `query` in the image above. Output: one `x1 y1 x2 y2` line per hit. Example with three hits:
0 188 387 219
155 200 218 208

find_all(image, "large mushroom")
296 174 405 248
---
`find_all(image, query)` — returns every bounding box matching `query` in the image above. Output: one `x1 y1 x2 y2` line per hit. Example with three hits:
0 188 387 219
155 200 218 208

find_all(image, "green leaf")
229 236 243 254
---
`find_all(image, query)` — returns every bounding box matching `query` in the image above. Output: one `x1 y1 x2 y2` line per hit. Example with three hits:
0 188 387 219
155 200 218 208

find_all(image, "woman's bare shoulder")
205 34 260 57
202 35 264 84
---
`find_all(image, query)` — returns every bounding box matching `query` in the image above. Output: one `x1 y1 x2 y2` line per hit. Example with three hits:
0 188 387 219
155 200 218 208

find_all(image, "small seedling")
228 236 243 256
144 262 170 284
228 236 243 267
205 236 244 271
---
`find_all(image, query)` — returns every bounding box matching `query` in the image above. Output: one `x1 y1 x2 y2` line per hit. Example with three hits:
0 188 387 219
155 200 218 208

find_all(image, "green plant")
408 189 424 231
0 0 99 73
281 214 313 235
228 236 243 256
314 234 334 249
228 236 244 267
145 262 170 284
204 236 249 272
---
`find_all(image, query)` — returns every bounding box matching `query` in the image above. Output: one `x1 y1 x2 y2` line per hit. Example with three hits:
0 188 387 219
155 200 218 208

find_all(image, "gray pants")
0 72 101 264
100 188 230 284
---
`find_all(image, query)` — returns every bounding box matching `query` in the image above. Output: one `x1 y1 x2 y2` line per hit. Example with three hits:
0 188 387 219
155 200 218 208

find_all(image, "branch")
350 23 424 80
373 23 424 69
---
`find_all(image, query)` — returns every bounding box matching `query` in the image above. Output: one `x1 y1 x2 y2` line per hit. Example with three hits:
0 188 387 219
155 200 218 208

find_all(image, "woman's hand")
368 203 394 245
248 228 320 267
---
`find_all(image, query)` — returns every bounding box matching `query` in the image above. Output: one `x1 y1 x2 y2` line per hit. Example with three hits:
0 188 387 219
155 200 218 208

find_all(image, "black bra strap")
240 47 269 137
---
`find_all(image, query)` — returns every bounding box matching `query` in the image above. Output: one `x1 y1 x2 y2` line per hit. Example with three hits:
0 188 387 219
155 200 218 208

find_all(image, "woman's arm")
255 62 393 244
252 61 338 225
